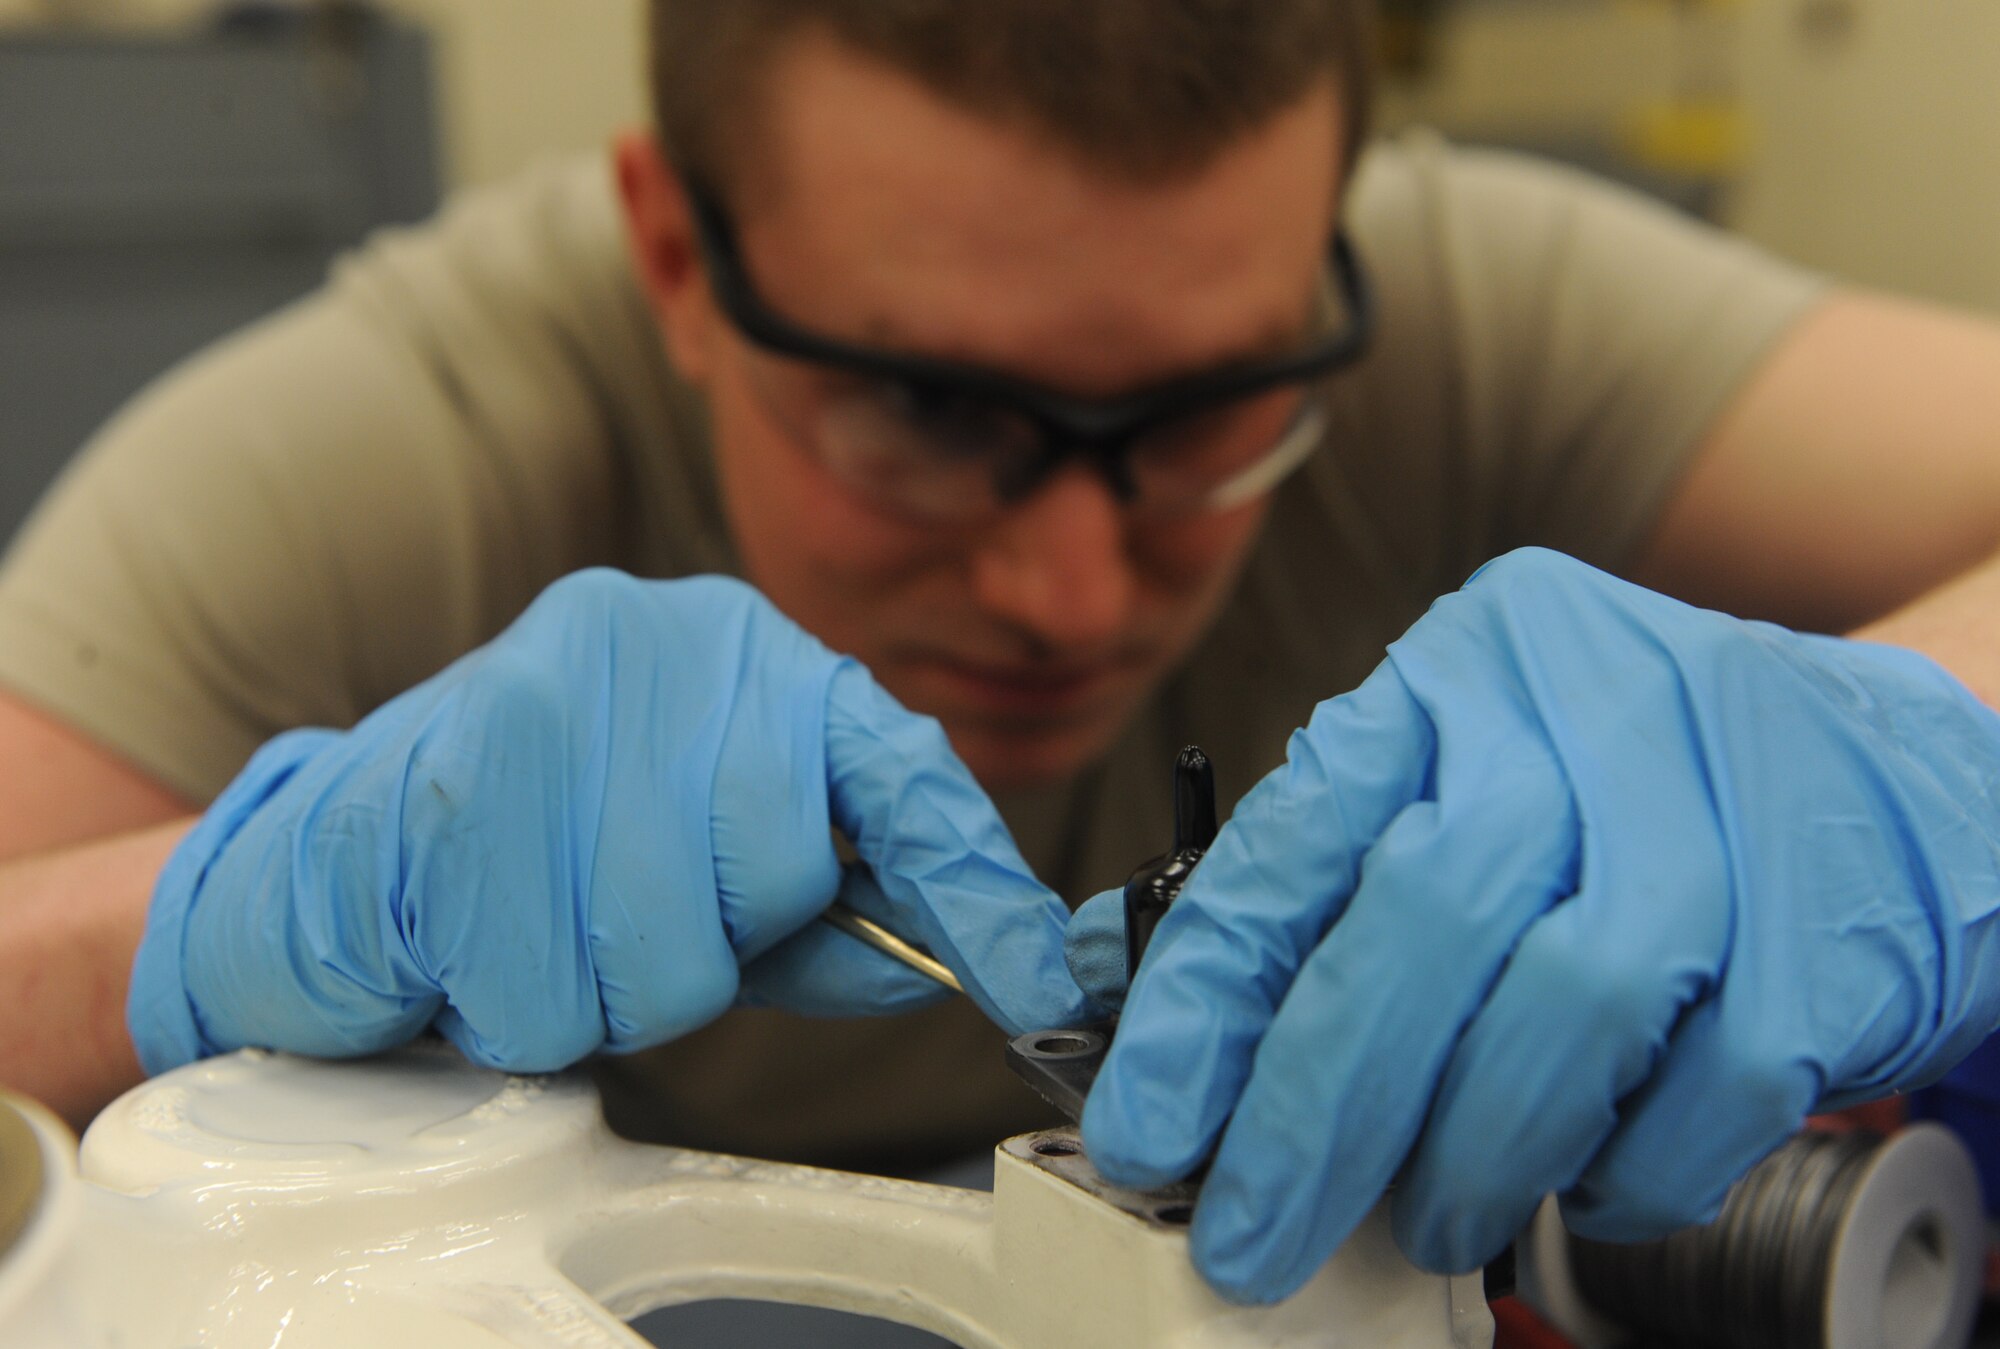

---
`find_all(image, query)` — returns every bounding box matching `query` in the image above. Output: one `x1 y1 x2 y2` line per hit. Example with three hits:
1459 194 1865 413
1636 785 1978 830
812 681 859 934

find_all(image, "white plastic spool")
1517 1124 1985 1349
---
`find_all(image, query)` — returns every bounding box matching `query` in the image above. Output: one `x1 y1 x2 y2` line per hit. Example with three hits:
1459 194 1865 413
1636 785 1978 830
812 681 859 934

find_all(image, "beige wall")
391 0 647 187
1376 3 1700 142
0 0 649 187
8 1 1999 308
1731 0 2000 312
1381 0 2000 314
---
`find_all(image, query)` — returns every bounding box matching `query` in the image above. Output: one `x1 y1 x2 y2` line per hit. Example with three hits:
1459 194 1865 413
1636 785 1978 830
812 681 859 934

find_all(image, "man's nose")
968 465 1138 650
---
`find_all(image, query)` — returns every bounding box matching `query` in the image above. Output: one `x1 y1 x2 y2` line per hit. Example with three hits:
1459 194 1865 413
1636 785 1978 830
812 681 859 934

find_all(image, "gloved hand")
129 569 1091 1075
1071 547 2000 1303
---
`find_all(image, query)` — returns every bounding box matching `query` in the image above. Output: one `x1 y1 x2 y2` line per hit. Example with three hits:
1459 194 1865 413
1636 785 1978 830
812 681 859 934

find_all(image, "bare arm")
0 821 191 1124
1634 290 2000 688
0 691 196 1124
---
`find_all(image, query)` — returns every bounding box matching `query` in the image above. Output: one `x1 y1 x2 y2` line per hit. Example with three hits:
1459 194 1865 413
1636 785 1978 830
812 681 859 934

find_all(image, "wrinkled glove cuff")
126 729 339 1076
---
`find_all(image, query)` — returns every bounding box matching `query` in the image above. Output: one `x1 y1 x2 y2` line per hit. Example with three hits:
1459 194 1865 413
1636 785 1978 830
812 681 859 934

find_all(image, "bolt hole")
1032 1139 1080 1158
1154 1204 1196 1226
1031 1034 1094 1056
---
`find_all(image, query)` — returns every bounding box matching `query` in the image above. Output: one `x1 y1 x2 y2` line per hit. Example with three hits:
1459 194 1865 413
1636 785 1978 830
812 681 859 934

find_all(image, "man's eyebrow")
1243 302 1327 358
1163 292 1332 377
856 313 923 350
848 293 1325 382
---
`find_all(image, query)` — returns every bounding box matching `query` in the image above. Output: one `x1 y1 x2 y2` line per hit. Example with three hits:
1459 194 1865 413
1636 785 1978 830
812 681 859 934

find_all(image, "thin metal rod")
821 904 965 994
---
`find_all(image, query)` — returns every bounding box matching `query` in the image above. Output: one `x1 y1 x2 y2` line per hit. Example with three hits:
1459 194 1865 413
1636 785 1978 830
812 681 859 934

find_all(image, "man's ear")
613 129 716 385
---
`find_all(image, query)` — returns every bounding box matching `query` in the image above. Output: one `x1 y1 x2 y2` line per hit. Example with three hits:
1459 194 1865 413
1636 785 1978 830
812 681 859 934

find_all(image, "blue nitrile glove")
129 569 1091 1075
1073 547 2000 1303
1062 900 1130 1012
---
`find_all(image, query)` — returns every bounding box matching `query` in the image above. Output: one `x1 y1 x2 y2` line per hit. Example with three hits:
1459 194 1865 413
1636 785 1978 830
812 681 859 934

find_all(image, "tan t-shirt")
0 132 1823 1170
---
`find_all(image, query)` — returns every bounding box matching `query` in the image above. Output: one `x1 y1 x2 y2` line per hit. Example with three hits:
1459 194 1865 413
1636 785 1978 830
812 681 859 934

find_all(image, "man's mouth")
906 654 1135 720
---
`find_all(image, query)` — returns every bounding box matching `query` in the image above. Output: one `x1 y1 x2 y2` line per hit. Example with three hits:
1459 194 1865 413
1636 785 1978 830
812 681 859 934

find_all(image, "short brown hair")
649 0 1377 199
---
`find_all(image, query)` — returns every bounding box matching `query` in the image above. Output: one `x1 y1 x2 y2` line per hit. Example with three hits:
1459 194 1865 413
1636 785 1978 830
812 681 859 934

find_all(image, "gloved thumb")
823 662 1093 1034
1065 889 1131 1013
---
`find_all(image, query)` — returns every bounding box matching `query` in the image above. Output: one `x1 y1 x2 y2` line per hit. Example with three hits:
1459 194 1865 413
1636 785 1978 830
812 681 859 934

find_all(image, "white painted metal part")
0 1096 86 1347
1 1043 1493 1348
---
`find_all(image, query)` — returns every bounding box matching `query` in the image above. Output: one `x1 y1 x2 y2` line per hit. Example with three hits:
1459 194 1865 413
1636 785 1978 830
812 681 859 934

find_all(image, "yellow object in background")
1622 96 1750 178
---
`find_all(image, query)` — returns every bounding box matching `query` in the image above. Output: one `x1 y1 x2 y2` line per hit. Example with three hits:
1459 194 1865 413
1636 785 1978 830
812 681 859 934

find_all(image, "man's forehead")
729 32 1345 391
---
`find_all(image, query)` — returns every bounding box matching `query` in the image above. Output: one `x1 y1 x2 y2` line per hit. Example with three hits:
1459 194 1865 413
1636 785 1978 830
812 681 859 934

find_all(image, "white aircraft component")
0 1043 1493 1348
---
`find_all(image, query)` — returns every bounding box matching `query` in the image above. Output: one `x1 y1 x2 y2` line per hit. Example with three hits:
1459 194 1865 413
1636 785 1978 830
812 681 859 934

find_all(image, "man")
5 0 2000 1308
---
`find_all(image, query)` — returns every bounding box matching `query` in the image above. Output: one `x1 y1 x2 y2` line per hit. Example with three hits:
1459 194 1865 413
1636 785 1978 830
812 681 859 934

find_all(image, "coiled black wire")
1567 1129 1883 1349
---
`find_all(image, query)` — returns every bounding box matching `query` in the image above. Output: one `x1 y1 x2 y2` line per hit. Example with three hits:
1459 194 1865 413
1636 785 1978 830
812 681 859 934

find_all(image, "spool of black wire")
1518 1124 1984 1349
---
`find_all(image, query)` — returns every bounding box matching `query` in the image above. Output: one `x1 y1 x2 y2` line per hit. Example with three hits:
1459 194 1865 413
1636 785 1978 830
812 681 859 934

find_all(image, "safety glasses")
686 176 1375 522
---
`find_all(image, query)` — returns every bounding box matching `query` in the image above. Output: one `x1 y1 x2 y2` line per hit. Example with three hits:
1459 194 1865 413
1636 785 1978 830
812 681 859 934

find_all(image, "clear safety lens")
1125 386 1322 516
743 347 1327 523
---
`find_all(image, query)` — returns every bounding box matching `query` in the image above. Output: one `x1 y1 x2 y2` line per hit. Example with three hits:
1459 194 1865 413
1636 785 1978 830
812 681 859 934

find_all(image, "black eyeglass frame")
684 175 1377 504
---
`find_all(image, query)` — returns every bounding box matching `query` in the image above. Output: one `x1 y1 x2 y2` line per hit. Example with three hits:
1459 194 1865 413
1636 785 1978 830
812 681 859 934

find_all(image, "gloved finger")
421 573 768 1066
1081 662 1439 1192
400 667 622 1070
578 578 841 1056
160 730 446 1066
1185 759 1578 1305
706 608 846 962
823 662 1090 1035
738 867 958 1017
1559 993 1818 1241
736 924 956 1017
1063 888 1130 1013
1389 840 1731 1271
1386 704 1735 1272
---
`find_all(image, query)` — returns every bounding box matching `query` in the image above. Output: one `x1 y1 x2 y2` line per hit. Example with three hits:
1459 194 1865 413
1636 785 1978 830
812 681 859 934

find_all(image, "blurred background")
1374 0 2000 310
1 0 1997 545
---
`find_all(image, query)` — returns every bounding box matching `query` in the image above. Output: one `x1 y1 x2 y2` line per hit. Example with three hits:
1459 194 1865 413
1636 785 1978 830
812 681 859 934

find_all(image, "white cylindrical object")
1518 1124 1984 1349
1825 1124 1983 1349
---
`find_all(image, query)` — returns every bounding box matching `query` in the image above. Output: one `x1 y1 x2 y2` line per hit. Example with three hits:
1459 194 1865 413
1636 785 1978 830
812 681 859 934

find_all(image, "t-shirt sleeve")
1336 131 1831 588
0 157 660 802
